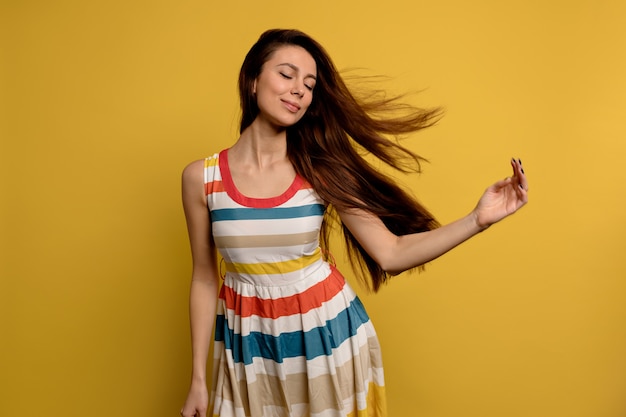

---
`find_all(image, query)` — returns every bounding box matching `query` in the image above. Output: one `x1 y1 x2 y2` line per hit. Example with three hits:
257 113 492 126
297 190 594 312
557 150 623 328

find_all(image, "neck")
231 120 288 169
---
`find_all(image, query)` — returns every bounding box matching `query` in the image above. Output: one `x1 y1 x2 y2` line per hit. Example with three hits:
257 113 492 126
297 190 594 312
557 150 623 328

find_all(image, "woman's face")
253 45 317 128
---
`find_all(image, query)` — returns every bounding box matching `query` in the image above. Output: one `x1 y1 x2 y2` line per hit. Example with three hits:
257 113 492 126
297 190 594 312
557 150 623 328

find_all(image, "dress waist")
223 258 332 289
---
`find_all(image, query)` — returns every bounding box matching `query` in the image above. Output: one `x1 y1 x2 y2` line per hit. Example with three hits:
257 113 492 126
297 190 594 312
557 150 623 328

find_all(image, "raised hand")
473 158 528 229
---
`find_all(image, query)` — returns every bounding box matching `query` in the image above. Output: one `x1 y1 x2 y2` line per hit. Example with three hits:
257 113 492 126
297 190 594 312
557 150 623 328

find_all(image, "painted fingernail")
521 168 525 174
518 159 522 164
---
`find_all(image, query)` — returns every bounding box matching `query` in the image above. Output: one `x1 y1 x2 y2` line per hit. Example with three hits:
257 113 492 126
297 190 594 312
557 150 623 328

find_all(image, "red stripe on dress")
219 267 346 318
219 149 305 209
300 179 314 189
205 180 225 196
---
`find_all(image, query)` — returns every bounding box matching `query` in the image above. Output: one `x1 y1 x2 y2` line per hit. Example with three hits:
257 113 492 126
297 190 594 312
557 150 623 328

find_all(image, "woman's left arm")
338 159 528 275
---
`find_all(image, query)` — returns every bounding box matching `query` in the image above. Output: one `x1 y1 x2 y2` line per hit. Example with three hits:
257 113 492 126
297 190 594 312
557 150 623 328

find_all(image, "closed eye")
279 72 293 79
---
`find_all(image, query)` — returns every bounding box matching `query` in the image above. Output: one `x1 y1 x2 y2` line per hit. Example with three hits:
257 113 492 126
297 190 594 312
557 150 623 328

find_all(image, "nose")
291 85 304 97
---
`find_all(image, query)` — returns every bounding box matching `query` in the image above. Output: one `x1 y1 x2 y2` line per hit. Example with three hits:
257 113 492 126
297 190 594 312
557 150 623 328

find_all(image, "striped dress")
205 149 387 417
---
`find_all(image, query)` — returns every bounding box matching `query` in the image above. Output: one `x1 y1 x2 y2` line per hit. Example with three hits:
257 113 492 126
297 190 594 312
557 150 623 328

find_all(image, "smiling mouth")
281 100 301 112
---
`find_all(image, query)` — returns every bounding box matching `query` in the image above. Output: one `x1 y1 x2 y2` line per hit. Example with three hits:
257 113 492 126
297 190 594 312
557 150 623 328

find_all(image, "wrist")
191 373 207 385
470 210 490 232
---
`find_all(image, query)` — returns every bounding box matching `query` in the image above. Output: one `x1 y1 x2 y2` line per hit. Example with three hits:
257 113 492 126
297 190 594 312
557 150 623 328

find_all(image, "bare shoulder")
182 159 205 182
183 159 205 177
182 159 207 207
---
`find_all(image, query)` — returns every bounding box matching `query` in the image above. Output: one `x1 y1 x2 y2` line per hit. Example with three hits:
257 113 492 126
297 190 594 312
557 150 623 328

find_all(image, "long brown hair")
238 29 442 292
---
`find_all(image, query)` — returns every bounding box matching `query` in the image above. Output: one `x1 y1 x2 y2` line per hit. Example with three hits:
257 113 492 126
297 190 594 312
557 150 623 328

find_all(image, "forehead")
265 45 317 75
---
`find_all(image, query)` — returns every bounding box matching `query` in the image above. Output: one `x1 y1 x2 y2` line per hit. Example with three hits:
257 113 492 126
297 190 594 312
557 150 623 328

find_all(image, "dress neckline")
219 148 304 208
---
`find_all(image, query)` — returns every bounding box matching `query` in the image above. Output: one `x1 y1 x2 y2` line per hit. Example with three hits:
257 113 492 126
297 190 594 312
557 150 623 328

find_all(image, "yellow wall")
2 1 625 416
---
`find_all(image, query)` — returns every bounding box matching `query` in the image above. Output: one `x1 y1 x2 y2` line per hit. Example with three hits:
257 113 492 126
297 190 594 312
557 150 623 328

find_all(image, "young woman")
180 29 527 417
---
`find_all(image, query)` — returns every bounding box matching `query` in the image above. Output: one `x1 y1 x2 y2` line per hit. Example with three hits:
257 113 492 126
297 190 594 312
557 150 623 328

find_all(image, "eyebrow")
276 63 317 80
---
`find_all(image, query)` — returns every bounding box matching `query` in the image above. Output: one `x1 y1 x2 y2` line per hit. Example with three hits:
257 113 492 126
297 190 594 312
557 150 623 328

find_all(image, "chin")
276 116 304 128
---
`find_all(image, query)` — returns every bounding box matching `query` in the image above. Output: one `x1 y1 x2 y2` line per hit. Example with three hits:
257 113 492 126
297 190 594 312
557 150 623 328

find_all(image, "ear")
252 79 257 94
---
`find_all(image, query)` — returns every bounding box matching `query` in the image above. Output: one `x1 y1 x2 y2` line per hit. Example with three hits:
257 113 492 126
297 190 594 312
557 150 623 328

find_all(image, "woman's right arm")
180 159 220 417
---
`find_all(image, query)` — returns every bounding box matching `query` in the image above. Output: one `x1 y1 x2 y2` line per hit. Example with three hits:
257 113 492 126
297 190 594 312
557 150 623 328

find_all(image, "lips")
281 99 301 113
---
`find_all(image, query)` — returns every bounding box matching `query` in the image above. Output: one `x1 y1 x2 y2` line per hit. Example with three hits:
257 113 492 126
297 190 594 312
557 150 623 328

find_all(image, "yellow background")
2 1 625 416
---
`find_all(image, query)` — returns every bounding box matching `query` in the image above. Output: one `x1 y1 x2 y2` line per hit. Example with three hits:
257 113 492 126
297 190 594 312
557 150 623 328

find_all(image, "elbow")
380 260 421 277
376 255 405 276
372 236 406 276
376 244 425 276
381 264 404 276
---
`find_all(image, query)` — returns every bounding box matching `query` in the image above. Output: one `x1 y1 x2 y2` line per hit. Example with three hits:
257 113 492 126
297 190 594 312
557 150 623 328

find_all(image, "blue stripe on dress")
211 204 325 222
215 297 371 364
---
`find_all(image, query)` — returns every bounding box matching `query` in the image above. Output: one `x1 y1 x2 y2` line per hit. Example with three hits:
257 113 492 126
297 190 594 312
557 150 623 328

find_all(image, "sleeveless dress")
205 149 387 417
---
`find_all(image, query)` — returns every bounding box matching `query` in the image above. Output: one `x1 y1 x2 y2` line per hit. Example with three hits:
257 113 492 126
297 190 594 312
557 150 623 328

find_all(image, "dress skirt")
209 263 387 417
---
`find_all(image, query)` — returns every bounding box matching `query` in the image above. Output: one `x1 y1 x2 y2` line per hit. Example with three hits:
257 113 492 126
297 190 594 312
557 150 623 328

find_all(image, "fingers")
180 407 198 417
509 158 528 206
489 175 513 192
511 158 529 192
